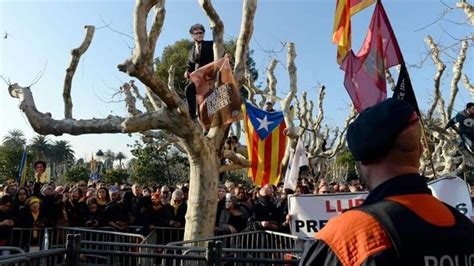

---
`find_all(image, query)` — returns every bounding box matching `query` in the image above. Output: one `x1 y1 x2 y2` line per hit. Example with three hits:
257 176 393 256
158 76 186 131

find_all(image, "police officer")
300 98 474 265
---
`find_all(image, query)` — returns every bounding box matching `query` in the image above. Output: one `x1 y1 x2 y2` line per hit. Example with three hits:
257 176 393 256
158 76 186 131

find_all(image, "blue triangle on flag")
245 102 284 140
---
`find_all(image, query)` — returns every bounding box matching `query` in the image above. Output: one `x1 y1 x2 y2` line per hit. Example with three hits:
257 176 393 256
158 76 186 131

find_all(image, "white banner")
288 193 368 238
428 176 473 219
288 177 473 238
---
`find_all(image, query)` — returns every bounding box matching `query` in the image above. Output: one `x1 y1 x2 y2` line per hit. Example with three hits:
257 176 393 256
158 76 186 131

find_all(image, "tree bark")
181 137 220 243
63 25 95 119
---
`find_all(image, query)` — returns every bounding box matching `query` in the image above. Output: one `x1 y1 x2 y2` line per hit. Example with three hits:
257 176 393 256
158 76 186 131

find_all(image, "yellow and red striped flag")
242 102 287 186
333 0 375 64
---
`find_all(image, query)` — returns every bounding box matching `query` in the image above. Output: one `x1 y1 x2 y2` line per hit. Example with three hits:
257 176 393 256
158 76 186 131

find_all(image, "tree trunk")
183 139 220 242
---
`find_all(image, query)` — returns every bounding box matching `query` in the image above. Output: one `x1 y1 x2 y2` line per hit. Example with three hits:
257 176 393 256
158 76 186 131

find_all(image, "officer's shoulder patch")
316 210 392 266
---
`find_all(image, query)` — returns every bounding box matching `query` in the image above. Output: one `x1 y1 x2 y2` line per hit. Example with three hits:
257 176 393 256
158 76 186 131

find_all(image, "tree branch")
457 0 474 25
233 0 257 88
462 74 474 97
265 59 278 104
281 42 298 139
447 40 468 118
63 25 95 119
9 83 193 137
198 0 225 59
118 0 186 115
425 36 447 122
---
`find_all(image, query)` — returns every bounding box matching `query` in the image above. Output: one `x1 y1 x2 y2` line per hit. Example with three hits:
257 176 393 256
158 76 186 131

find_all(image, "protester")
184 23 214 120
85 197 103 228
265 101 276 112
217 193 248 234
64 187 87 227
11 187 29 218
245 187 284 231
301 98 474 264
165 189 187 228
96 187 110 208
103 186 129 231
33 160 48 184
160 185 171 205
216 185 227 226
446 102 474 151
0 195 14 245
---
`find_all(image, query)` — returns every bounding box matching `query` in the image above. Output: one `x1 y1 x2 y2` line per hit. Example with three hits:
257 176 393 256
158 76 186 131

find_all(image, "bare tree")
421 0 473 179
8 0 257 241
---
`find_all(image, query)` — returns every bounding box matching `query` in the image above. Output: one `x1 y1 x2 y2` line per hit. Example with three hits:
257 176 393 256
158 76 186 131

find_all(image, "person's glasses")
225 200 232 203
193 32 204 35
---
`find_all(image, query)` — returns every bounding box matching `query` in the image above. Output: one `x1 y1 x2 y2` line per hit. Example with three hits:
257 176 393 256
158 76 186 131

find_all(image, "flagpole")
419 117 438 179
379 1 438 178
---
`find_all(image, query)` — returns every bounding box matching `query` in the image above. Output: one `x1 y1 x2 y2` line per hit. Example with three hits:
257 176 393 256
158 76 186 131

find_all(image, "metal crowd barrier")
6 226 146 252
165 230 304 265
0 247 67 266
2 228 304 265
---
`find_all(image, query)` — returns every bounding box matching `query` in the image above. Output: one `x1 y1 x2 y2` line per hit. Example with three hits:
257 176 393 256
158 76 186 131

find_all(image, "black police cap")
347 98 416 162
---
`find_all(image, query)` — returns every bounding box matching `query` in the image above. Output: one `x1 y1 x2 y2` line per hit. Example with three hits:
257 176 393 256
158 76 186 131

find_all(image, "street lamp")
95 149 105 180
96 150 105 163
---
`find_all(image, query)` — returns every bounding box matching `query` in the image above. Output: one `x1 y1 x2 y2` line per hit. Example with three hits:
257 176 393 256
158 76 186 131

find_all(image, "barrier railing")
166 230 304 265
2 228 305 265
0 232 305 265
6 226 146 251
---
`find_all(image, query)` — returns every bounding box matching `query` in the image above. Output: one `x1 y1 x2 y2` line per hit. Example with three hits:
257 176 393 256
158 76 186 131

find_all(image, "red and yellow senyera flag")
333 0 375 64
242 102 287 186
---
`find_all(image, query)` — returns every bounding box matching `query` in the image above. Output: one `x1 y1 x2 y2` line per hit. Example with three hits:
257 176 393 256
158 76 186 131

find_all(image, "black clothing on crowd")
164 202 187 228
300 174 474 265
186 40 214 73
0 210 14 245
245 197 283 231
446 110 474 146
216 198 225 226
218 206 249 233
64 199 88 227
185 40 214 119
103 201 129 226
41 195 64 226
85 207 104 228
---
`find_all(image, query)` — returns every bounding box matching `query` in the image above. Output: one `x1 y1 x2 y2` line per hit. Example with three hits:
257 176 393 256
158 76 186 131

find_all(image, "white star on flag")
256 115 273 131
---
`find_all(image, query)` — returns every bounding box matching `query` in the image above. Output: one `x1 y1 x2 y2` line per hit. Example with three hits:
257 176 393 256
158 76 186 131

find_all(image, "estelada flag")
393 64 421 116
17 145 28 187
190 57 242 130
242 102 287 186
340 1 403 112
333 0 375 64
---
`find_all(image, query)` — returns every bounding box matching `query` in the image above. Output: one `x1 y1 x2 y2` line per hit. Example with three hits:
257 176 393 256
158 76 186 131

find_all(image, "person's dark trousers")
185 82 197 119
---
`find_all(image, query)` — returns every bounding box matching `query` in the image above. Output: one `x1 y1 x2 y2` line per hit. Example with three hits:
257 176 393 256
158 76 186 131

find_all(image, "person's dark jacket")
446 110 474 135
164 202 187 228
245 197 283 231
186 40 214 73
103 201 129 225
218 206 249 233
18 208 50 228
41 194 63 226
216 198 225 226
300 174 474 265
0 210 14 245
64 199 87 227
85 207 104 228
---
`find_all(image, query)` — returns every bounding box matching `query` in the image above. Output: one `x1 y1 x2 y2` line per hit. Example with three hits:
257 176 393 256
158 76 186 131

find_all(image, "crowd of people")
0 164 368 245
